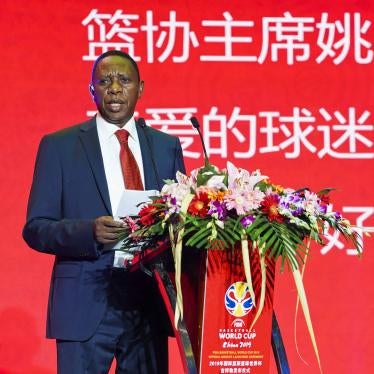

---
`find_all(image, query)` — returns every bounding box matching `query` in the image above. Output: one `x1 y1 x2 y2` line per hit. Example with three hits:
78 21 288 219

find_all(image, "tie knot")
115 129 130 144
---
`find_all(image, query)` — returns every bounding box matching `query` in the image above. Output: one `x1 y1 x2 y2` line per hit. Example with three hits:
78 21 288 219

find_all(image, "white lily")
227 161 267 190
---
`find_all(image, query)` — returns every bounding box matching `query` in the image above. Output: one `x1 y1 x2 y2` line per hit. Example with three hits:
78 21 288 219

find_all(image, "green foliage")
196 163 226 187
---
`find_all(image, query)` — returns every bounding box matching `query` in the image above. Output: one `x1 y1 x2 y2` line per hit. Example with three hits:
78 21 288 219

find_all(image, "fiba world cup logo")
224 282 253 317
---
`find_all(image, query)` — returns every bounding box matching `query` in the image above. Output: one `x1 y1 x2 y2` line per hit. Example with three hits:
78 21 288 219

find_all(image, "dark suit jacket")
23 117 185 341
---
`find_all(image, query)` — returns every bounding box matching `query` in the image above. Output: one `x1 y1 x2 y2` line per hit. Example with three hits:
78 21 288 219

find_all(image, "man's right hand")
94 216 125 244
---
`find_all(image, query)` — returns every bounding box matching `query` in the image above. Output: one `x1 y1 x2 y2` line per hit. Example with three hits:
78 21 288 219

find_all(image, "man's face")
91 55 144 126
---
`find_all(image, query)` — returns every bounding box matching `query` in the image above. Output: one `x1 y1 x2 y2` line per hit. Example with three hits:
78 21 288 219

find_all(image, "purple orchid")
208 200 227 220
241 215 255 228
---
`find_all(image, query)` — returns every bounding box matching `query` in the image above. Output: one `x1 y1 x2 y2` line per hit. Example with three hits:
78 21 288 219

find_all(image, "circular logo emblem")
224 282 253 317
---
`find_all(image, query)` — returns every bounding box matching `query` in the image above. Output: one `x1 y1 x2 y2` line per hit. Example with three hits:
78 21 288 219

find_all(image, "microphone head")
137 117 147 128
190 116 200 129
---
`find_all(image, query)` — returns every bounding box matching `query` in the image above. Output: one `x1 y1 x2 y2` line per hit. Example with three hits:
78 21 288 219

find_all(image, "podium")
132 246 290 374
124 157 360 373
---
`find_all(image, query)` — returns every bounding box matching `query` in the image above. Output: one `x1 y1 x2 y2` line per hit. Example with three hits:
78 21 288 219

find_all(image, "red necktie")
115 129 144 190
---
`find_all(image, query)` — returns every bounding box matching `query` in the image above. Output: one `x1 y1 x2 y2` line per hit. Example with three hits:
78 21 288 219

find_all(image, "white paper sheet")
112 189 159 266
115 189 159 217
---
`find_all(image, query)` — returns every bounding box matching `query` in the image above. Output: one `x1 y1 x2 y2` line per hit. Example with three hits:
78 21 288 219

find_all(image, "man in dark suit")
23 50 185 373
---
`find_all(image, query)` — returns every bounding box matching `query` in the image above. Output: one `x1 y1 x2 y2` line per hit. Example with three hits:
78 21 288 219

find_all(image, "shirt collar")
96 113 138 141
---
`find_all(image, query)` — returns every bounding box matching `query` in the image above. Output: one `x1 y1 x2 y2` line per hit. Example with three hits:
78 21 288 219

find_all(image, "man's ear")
138 80 144 99
89 84 95 97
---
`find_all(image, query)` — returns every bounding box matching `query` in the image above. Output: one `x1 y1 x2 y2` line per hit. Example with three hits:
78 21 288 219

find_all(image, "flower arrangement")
120 161 361 370
121 161 359 266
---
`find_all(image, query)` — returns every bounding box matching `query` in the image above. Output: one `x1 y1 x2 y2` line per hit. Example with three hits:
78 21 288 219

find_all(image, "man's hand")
94 216 125 244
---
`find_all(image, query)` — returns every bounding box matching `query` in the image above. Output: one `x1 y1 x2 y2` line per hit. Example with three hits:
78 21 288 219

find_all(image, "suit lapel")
79 118 112 215
136 122 158 190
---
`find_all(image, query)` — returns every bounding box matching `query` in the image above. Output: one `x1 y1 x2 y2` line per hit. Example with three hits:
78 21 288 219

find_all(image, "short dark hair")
91 50 141 82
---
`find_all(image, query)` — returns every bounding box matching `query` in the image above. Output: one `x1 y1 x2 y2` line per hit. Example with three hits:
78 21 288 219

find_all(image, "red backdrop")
1 1 373 373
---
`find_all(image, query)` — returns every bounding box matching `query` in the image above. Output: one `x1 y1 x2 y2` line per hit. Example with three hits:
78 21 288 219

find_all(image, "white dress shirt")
96 113 145 267
96 113 145 212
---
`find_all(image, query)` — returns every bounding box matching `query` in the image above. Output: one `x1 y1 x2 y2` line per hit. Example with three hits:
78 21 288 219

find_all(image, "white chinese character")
82 9 140 61
203 107 228 158
145 107 200 159
353 13 373 64
141 10 199 63
318 108 374 159
321 205 373 255
204 107 257 159
200 11 256 61
316 13 373 64
259 111 281 154
258 12 315 64
316 13 351 64
342 206 374 255
227 107 257 158
279 107 317 158
320 208 346 255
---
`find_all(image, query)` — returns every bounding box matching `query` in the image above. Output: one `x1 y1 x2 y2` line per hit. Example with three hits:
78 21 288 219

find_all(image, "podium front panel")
198 249 274 374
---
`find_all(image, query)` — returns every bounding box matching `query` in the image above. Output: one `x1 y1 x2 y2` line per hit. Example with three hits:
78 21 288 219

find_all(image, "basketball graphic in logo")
224 282 253 317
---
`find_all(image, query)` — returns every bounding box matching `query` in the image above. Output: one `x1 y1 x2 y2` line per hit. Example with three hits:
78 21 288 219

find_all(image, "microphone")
190 116 209 166
137 118 162 191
